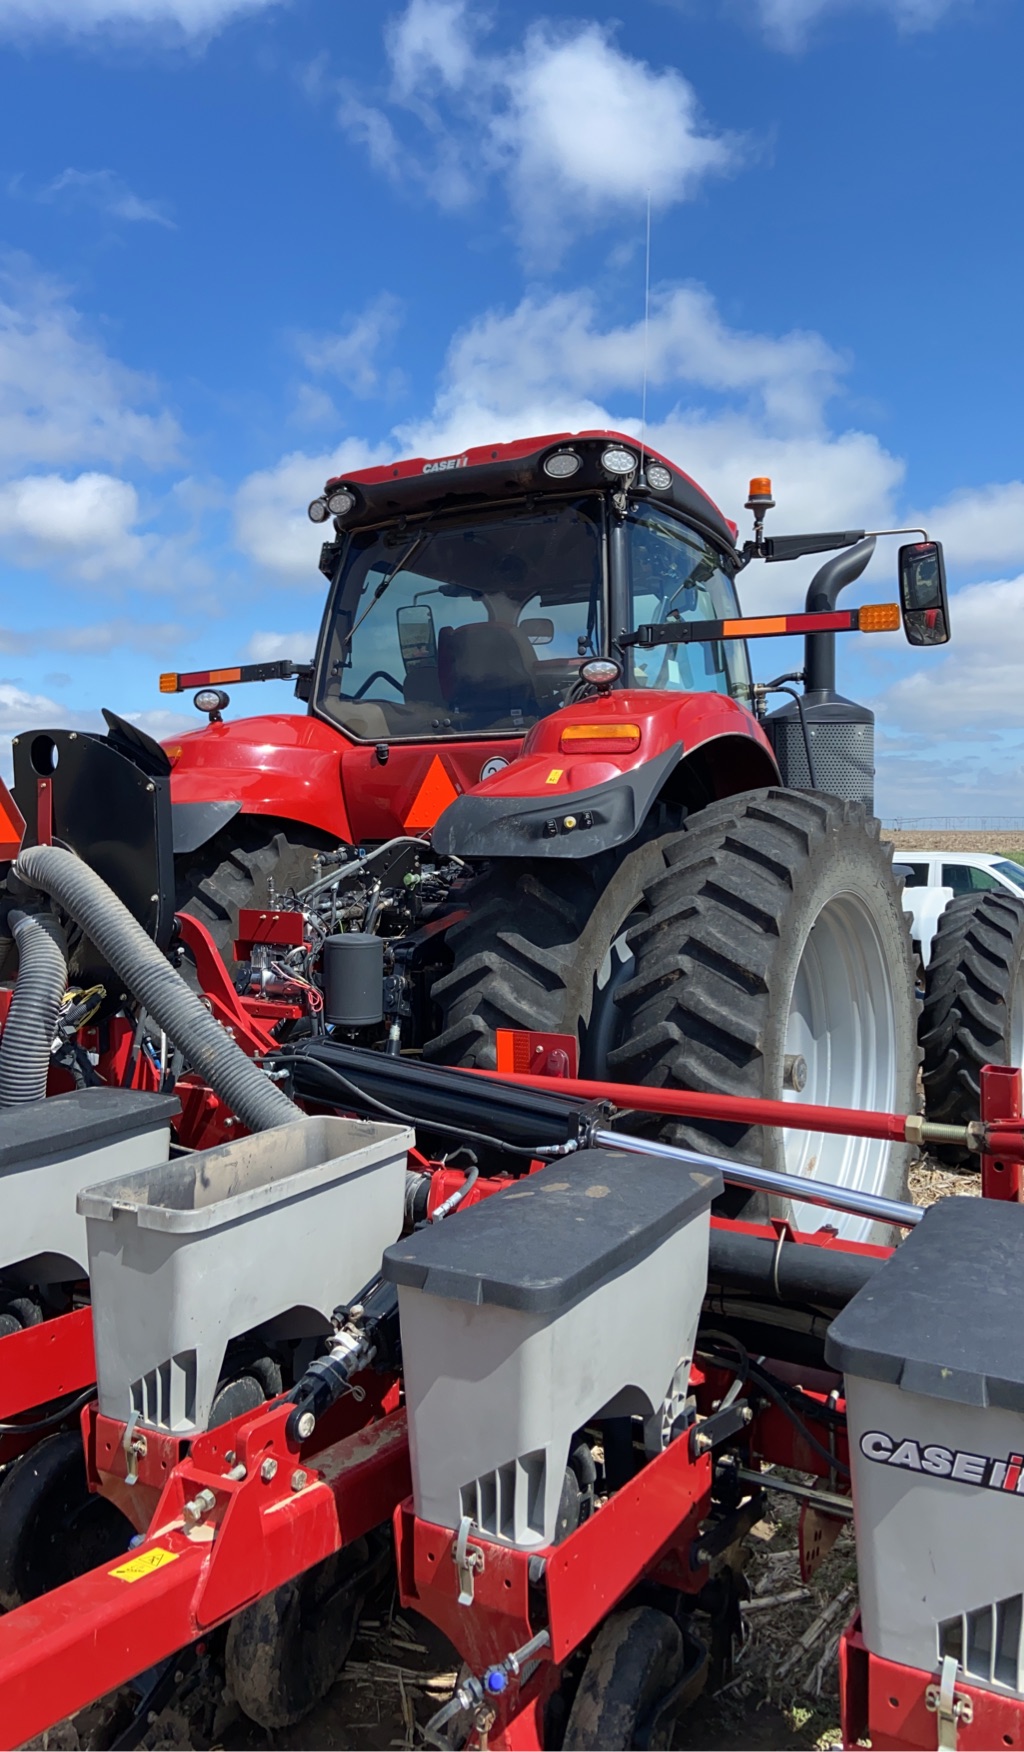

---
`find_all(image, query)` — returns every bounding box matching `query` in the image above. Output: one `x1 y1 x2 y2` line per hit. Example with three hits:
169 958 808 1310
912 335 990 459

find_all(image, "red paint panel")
0 1307 94 1422
0 774 25 859
167 713 353 841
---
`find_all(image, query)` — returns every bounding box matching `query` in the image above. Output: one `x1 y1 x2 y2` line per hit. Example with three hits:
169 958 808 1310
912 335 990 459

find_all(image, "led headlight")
601 445 637 477
543 450 582 479
194 688 230 715
308 498 330 523
327 488 356 516
645 463 672 491
580 657 622 689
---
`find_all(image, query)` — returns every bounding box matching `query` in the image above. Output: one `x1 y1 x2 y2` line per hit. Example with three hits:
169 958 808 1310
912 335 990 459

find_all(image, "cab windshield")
317 501 604 741
314 495 748 742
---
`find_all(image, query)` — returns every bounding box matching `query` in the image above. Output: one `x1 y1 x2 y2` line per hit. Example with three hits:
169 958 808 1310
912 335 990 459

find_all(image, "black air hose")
14 844 299 1134
0 911 67 1107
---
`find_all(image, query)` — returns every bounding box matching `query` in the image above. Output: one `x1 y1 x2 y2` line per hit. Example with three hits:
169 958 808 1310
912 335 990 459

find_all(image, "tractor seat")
437 623 539 725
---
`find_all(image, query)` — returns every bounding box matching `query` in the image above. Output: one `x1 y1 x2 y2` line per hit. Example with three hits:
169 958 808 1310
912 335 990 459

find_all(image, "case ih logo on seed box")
861 1430 1024 1493
422 455 468 474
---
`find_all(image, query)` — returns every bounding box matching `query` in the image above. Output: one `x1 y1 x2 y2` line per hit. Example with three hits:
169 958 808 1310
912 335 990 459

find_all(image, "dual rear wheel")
428 788 919 1244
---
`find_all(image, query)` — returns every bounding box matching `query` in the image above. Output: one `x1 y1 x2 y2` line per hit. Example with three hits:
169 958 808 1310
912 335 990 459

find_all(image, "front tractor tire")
430 789 918 1244
174 818 334 969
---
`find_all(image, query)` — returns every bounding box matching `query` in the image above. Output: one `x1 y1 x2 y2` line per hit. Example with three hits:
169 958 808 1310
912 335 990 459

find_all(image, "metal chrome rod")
594 1127 923 1229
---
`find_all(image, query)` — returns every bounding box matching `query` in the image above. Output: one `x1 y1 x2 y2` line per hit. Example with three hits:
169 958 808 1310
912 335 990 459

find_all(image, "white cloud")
394 286 902 545
233 439 389 580
913 480 1024 572
294 293 404 398
239 280 908 599
42 169 175 228
0 472 147 579
752 0 959 50
339 4 741 256
496 25 741 250
878 572 1024 737
246 630 319 662
0 259 180 472
0 0 284 40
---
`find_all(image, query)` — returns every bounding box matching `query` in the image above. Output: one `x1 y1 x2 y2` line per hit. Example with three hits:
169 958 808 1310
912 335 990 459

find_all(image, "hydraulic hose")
14 843 299 1134
0 911 67 1106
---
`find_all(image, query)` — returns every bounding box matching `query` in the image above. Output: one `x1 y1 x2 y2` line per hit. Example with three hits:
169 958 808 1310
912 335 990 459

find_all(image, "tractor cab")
308 433 752 748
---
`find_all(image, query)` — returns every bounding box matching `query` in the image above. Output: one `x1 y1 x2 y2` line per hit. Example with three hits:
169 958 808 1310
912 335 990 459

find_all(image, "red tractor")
161 430 951 1242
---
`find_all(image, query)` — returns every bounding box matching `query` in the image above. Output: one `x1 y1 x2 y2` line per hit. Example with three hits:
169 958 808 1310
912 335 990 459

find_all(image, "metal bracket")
122 1410 147 1488
453 1515 485 1607
925 1655 973 1750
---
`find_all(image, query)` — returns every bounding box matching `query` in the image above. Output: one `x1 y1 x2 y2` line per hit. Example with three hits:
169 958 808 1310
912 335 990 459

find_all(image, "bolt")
291 1469 308 1492
260 1457 278 1482
696 1546 713 1567
741 1406 754 1425
295 1410 316 1441
224 1450 236 1465
783 1054 808 1093
146 782 155 793
694 1429 713 1453
183 1487 217 1527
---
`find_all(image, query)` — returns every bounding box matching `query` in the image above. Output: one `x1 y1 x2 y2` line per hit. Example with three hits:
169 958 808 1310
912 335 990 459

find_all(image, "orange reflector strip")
159 673 178 693
207 668 242 685
722 616 786 638
560 723 641 755
858 602 901 633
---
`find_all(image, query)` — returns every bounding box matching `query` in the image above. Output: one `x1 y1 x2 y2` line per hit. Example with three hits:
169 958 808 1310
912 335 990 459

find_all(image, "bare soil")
886 829 1024 855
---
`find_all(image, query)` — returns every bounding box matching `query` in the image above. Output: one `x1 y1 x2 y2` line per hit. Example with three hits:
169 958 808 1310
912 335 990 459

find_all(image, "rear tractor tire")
174 818 334 970
430 788 918 1245
920 890 1024 1166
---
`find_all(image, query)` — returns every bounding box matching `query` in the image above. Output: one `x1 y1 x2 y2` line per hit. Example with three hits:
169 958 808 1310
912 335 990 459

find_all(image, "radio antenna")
639 188 652 479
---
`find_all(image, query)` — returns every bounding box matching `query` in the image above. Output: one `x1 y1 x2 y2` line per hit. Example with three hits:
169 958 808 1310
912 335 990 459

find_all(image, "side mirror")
397 603 437 668
898 541 950 647
519 616 554 646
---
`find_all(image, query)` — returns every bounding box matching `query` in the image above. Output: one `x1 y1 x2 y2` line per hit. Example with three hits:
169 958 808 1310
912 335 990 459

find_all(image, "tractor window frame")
616 502 752 704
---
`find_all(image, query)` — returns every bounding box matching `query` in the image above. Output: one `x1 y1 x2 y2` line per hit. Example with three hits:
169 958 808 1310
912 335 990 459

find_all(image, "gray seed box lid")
0 1089 180 1172
826 1198 1024 1410
382 1148 721 1314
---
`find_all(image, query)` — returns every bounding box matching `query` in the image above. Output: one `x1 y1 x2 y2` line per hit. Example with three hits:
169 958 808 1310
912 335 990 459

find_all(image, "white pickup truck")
893 850 1024 966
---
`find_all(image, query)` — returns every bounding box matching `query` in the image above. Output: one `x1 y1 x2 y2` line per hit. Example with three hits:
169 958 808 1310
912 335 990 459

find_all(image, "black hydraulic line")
699 1331 850 1477
279 1039 607 1156
0 1385 95 1436
707 1226 883 1309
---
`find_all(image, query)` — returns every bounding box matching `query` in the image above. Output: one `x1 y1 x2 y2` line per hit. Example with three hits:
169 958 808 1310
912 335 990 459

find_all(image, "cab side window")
624 508 752 704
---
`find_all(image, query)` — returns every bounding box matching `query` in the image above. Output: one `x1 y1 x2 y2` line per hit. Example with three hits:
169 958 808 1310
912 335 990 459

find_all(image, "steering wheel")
352 670 404 700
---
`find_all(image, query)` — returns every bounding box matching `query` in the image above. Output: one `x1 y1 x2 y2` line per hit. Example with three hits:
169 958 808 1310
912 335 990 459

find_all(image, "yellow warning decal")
545 769 564 784
109 1546 180 1582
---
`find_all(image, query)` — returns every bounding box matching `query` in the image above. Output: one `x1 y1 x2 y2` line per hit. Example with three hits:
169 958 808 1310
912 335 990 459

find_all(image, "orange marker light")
559 723 641 755
859 603 901 634
159 673 179 694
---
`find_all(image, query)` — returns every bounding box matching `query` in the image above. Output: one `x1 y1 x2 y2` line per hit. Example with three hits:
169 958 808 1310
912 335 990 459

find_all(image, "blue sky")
0 0 1020 818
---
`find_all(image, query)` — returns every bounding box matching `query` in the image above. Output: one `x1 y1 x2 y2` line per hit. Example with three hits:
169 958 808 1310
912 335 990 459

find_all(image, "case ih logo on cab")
861 1429 1024 1493
422 455 469 474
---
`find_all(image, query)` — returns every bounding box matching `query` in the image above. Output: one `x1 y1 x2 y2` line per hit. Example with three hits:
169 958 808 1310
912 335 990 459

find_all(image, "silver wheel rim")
783 891 897 1243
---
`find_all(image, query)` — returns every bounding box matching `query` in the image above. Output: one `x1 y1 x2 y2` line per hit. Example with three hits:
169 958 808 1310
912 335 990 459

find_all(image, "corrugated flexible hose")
0 910 68 1107
14 843 299 1133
